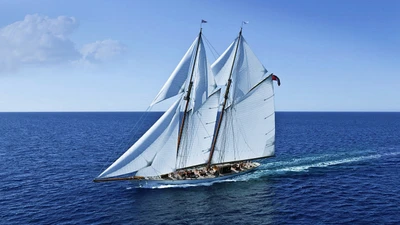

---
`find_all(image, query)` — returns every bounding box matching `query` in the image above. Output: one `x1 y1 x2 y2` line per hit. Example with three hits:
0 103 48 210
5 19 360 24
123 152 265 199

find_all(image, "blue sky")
0 0 399 112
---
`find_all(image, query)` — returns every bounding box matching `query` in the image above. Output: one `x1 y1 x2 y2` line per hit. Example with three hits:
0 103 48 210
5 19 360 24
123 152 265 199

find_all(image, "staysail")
97 99 181 178
208 29 276 165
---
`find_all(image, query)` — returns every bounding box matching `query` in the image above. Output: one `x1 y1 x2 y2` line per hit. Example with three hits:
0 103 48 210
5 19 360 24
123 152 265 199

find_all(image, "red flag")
272 74 281 86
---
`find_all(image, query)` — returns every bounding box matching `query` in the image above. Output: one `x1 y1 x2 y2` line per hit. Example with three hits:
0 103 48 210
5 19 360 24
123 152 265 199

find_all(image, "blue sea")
1 112 399 224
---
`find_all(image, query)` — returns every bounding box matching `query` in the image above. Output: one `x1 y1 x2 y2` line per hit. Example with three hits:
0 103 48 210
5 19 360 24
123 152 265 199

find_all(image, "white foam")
128 150 400 189
276 154 381 172
137 178 237 189
233 150 400 182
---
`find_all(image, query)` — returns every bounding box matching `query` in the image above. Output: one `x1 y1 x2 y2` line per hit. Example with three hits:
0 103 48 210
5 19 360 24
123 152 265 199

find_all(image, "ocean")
1 112 399 224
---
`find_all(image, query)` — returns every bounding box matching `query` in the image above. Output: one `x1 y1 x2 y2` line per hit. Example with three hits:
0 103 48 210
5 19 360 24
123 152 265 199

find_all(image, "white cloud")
80 39 127 62
0 14 126 73
0 14 79 71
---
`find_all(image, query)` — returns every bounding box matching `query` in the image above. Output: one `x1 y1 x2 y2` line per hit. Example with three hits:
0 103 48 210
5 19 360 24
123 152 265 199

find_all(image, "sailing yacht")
94 25 281 186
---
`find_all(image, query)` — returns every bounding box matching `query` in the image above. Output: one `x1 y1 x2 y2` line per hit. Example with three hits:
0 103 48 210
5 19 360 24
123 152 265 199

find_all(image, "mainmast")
176 27 203 156
206 28 243 169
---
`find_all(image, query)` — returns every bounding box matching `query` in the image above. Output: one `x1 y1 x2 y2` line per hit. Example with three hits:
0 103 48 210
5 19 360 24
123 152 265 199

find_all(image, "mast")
207 28 243 169
176 28 203 156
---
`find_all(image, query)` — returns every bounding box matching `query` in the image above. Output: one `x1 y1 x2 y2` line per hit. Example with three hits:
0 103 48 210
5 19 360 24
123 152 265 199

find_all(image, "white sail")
210 32 275 165
190 38 217 111
97 99 181 178
176 90 220 169
211 76 275 164
231 37 269 102
211 37 268 102
151 37 198 105
175 36 220 169
135 104 181 176
211 39 236 86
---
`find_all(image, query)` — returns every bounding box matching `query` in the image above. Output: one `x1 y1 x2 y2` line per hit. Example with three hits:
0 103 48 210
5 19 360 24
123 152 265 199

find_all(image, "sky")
0 0 399 112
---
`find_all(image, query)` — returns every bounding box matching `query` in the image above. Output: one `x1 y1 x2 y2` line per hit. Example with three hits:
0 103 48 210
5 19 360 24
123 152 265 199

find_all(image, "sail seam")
235 108 259 158
264 112 274 120
264 95 274 101
265 127 275 136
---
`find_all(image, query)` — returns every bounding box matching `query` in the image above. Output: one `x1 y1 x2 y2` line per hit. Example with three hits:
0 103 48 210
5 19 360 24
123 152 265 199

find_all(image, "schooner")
94 23 281 186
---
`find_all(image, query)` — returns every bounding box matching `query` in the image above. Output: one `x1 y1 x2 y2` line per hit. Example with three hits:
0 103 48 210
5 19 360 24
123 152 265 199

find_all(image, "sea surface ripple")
1 112 399 224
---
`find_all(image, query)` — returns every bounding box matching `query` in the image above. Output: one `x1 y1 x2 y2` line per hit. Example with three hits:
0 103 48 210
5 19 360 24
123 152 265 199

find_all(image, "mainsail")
208 28 276 166
96 29 220 179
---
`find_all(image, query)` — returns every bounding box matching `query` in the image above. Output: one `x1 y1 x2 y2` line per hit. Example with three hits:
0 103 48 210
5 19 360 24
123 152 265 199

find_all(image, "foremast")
176 28 203 156
206 28 243 169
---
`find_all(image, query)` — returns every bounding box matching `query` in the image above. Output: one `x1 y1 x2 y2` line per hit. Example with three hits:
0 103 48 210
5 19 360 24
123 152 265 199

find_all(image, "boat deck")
139 161 260 181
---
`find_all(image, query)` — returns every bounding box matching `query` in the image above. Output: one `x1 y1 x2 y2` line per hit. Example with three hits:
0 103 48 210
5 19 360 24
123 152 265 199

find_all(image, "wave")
127 177 238 189
131 148 400 189
237 150 400 181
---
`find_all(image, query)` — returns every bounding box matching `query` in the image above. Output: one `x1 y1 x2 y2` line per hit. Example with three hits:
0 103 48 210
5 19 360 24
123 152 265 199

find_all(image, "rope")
202 34 220 61
96 105 154 176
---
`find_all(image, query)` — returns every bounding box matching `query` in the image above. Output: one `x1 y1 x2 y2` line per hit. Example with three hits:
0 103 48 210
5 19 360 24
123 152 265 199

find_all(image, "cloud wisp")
0 14 126 73
81 39 127 62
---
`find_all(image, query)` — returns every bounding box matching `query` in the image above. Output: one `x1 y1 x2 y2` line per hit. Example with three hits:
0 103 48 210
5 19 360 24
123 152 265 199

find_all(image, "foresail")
211 76 275 164
97 99 181 178
176 89 221 169
190 38 217 111
151 37 198 106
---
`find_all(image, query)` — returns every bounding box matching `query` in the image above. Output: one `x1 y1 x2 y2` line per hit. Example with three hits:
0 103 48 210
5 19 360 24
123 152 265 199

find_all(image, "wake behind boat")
94 21 281 185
